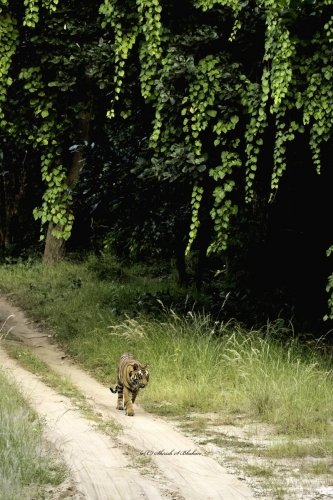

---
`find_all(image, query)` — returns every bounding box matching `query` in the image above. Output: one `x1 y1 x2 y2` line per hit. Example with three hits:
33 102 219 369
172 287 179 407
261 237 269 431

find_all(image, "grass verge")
0 363 66 499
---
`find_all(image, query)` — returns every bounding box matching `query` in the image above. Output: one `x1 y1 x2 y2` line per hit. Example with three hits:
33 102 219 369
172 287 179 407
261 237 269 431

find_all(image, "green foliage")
34 154 73 241
325 250 333 321
1 1 113 243
186 184 204 255
0 13 18 123
3 0 333 253
181 54 221 157
99 0 138 118
0 3 70 242
17 65 72 239
99 0 333 263
1 0 333 316
23 0 40 27
137 0 163 100
23 0 60 26
208 151 240 253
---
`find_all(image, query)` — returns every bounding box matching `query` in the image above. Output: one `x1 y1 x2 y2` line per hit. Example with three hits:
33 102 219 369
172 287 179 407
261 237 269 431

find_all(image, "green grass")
300 461 332 475
242 464 275 478
0 255 333 443
262 439 333 459
200 434 256 450
0 367 66 500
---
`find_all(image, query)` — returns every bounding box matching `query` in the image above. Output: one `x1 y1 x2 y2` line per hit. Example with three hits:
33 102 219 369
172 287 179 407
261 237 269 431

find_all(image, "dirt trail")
0 296 256 500
0 350 164 499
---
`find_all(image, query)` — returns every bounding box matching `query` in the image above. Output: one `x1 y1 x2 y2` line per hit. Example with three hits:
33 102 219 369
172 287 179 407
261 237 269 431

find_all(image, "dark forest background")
1 0 333 336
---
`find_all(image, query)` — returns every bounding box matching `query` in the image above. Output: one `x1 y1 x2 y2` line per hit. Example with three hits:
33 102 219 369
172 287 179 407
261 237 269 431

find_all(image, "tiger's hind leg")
116 383 124 410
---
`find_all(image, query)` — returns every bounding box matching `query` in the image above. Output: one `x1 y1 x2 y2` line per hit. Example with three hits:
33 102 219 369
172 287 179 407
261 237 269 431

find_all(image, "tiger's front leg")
131 389 138 405
116 383 124 410
123 386 134 416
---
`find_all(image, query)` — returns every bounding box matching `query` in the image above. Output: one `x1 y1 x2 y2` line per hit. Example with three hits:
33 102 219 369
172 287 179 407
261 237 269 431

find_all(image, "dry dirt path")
0 296 256 500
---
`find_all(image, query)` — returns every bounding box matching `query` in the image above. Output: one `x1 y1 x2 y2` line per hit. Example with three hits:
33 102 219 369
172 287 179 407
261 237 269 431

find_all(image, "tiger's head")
128 363 149 390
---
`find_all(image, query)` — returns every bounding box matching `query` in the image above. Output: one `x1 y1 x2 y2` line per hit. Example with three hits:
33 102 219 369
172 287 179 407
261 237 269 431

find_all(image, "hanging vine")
18 65 72 240
100 1 138 118
22 0 60 27
181 54 239 254
185 184 204 255
0 1 78 244
137 0 163 100
99 0 333 265
1 0 333 310
41 0 59 13
208 151 240 254
23 0 40 27
99 0 164 119
0 12 18 124
302 32 333 174
193 0 242 40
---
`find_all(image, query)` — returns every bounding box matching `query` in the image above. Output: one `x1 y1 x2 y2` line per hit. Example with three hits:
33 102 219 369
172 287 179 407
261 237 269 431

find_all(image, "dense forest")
1 0 333 334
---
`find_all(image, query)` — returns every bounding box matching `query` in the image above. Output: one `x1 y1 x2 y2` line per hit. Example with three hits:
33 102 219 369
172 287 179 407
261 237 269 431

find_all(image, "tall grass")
218 329 333 435
85 312 333 436
105 312 227 414
0 369 66 499
1 256 332 437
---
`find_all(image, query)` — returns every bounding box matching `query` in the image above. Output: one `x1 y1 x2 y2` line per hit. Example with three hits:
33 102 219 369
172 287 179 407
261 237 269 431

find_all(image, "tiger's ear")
133 363 139 370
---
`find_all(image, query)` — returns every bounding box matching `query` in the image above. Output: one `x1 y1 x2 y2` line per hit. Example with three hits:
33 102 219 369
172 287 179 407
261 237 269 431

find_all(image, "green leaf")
206 109 217 118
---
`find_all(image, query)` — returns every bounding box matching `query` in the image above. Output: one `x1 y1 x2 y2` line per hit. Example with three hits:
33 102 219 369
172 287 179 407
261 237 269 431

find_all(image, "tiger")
110 352 149 416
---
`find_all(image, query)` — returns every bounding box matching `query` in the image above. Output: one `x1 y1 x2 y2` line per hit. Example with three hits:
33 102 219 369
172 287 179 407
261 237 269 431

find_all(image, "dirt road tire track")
0 297 256 500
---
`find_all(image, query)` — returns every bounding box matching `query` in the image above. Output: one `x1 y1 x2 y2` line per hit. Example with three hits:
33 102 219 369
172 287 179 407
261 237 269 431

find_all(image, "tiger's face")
128 363 149 390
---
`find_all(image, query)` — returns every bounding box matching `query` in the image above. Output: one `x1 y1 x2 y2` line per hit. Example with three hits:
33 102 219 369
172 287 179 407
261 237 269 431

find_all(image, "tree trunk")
43 117 90 265
42 222 66 264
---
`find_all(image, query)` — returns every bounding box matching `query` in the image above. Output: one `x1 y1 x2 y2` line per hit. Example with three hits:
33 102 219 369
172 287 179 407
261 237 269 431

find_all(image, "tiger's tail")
110 385 119 394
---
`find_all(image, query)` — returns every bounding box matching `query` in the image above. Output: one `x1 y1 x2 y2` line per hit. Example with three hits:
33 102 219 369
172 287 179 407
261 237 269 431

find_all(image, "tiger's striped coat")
110 353 149 416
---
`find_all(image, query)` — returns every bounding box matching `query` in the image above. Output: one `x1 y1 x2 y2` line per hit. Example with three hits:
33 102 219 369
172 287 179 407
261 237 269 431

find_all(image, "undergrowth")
0 367 66 499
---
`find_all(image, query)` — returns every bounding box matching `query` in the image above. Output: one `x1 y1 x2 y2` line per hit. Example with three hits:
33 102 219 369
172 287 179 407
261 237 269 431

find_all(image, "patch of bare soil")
174 411 333 499
0 297 256 500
